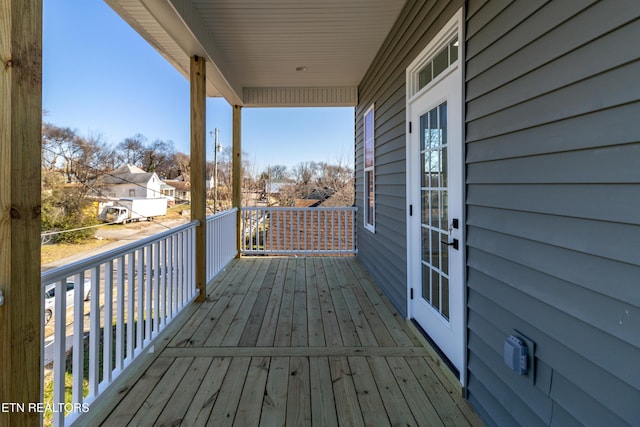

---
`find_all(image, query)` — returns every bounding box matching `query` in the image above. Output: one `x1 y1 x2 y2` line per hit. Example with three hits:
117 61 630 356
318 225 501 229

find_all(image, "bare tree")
42 123 116 184
267 164 289 181
173 152 190 180
42 123 75 174
72 132 116 183
291 161 320 198
316 161 352 193
141 139 176 177
117 134 147 166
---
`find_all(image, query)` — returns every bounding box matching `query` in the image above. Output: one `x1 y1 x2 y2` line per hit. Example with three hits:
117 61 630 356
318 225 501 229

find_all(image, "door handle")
441 238 459 250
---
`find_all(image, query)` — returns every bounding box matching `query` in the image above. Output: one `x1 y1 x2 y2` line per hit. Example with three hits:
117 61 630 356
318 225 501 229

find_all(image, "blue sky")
43 0 354 173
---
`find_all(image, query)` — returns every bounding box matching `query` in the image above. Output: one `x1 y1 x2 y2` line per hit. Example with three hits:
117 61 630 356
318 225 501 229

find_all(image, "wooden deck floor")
90 257 483 426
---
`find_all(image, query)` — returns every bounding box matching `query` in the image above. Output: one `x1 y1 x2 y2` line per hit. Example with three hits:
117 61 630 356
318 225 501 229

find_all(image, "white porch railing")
241 206 357 255
40 209 240 426
40 221 198 426
206 208 238 282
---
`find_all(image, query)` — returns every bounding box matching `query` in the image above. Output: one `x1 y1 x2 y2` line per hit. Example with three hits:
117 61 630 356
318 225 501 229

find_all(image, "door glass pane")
440 104 448 187
419 102 450 321
430 151 440 187
432 48 449 79
449 37 459 63
422 226 430 266
421 190 429 224
428 108 438 148
441 277 449 320
429 190 439 228
431 269 440 311
422 264 431 304
431 229 440 270
418 63 432 90
441 240 449 275
421 152 427 187
441 190 448 232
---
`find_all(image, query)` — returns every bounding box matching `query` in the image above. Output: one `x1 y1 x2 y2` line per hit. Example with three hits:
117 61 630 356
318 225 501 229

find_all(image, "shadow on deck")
85 257 483 426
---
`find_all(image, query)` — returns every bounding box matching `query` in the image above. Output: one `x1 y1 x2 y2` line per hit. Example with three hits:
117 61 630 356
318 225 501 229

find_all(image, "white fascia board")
143 0 243 105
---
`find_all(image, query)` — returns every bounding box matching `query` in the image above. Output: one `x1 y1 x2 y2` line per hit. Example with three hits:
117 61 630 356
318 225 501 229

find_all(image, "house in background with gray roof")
163 179 191 203
94 164 163 199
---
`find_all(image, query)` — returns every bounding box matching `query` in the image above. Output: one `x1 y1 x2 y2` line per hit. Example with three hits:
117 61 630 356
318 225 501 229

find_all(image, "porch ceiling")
105 0 407 107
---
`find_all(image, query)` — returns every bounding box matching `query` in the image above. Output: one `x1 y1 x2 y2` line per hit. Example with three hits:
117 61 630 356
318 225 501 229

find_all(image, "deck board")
348 356 390 427
92 257 483 427
309 357 338 427
181 356 232 427
260 356 289 426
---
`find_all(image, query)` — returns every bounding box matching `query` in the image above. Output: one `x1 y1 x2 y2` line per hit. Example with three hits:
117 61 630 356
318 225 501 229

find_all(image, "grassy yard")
41 239 114 264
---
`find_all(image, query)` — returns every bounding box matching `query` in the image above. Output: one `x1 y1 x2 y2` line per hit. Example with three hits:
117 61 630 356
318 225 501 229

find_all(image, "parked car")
44 279 91 325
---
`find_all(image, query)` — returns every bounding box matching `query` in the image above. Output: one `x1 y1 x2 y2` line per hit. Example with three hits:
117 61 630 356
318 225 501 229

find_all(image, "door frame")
405 8 466 386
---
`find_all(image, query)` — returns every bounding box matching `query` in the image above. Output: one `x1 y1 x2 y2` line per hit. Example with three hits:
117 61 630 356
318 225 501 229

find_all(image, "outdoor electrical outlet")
504 335 528 375
504 330 536 384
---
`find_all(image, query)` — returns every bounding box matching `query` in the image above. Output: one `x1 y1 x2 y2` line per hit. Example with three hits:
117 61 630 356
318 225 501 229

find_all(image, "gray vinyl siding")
355 0 464 317
465 1 640 427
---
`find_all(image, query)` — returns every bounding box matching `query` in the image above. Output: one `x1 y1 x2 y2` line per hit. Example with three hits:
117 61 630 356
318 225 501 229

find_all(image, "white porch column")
0 0 42 424
190 55 207 301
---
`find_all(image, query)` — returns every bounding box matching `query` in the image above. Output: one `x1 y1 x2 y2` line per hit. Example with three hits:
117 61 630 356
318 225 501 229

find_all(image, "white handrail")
240 206 357 255
41 221 199 426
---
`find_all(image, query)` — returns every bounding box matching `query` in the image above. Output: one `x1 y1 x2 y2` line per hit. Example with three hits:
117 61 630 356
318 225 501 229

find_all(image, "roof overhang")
104 0 407 107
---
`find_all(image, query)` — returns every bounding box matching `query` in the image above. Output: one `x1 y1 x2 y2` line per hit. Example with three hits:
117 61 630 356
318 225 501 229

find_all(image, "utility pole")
214 128 219 213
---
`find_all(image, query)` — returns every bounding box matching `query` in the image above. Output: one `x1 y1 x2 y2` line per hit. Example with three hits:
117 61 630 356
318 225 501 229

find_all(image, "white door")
407 11 464 381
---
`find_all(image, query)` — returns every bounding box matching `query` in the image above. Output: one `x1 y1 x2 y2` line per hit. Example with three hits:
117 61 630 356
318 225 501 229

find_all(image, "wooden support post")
190 55 207 302
232 105 242 257
0 0 42 424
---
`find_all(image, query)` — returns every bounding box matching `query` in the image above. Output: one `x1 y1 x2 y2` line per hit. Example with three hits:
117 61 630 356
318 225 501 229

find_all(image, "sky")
42 0 355 173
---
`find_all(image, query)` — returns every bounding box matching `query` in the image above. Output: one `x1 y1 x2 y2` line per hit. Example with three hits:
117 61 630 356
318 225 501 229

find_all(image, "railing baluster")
168 236 178 319
298 210 301 253
153 241 160 335
331 210 336 252
136 248 144 353
72 272 85 406
89 266 101 398
103 260 113 386
338 210 343 253
190 227 196 298
52 279 66 427
161 237 167 325
145 245 152 345
178 231 189 305
116 256 125 371
126 252 135 363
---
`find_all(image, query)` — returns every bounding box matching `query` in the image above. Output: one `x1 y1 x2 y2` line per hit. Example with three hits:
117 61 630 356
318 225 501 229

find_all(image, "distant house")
319 182 355 208
160 182 176 206
294 199 320 208
205 176 215 191
265 181 293 195
94 164 162 199
163 179 191 203
164 176 215 201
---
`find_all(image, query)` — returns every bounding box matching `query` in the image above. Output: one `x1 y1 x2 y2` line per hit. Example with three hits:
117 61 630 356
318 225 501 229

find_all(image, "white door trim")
405 8 466 386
